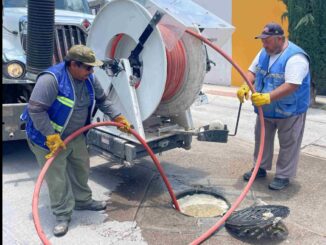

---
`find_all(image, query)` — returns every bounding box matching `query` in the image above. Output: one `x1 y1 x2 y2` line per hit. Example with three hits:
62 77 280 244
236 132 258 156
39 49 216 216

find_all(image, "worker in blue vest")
237 22 310 190
21 45 131 237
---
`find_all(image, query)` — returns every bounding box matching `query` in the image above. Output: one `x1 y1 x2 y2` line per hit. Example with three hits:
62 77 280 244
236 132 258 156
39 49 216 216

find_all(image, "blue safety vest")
21 62 96 149
254 41 310 118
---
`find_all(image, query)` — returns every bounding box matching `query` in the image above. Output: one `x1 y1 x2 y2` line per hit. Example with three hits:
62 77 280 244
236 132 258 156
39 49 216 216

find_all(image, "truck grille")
52 25 88 64
21 24 87 65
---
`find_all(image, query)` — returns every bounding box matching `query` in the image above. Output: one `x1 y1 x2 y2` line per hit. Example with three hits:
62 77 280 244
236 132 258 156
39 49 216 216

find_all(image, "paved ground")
3 84 326 244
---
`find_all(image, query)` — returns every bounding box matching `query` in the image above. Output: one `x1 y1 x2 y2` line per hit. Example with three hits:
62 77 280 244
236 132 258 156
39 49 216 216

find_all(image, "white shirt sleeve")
248 50 262 74
284 53 309 85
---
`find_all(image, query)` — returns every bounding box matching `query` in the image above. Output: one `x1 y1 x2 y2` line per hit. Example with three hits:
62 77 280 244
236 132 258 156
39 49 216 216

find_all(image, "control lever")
128 10 164 78
228 102 242 136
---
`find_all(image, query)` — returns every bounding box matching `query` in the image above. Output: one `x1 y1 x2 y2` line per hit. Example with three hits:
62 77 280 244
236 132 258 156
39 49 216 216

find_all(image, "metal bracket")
111 58 145 138
169 124 229 143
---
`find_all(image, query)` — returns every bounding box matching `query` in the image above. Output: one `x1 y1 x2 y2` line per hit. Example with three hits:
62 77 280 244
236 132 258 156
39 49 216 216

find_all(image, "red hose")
109 33 123 59
32 121 180 245
159 25 187 101
186 29 265 245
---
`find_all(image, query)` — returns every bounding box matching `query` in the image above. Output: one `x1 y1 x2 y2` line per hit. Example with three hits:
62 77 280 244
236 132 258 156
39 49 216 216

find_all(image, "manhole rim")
173 188 231 218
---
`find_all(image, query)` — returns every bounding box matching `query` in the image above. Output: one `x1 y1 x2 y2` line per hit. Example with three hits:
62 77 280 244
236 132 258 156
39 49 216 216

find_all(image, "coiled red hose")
109 24 187 98
186 29 265 245
32 121 180 245
159 25 187 101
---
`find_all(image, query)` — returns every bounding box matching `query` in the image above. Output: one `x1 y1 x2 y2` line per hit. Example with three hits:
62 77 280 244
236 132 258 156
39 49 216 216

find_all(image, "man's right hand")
236 84 250 103
45 133 66 159
113 115 132 133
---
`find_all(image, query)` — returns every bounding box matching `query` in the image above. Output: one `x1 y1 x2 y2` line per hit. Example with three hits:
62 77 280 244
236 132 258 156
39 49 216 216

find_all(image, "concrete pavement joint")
132 173 157 222
309 143 326 148
301 152 326 160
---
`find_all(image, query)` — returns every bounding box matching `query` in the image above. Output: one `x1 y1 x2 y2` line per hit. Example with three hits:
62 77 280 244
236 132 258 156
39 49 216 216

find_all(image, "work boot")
243 167 267 181
74 199 107 211
268 177 289 190
53 220 70 237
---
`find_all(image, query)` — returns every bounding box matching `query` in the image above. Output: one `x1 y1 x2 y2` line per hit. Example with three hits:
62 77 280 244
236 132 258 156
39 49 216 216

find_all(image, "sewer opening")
174 189 230 218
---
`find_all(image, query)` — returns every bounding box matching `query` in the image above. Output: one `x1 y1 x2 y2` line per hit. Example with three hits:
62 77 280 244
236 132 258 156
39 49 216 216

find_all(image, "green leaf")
294 14 314 30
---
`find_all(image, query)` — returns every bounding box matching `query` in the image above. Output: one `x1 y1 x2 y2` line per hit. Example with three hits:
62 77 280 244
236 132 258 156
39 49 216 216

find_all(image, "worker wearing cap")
21 44 131 236
237 22 310 190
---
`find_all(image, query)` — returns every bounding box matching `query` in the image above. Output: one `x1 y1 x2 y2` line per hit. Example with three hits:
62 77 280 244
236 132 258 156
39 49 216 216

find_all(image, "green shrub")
281 0 326 95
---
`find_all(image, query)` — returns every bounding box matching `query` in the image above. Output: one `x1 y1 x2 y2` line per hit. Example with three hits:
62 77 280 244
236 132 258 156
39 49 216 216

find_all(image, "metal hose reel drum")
87 0 206 140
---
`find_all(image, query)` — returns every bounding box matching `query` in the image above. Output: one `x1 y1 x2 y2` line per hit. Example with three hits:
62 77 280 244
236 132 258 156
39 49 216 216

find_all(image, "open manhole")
174 189 230 218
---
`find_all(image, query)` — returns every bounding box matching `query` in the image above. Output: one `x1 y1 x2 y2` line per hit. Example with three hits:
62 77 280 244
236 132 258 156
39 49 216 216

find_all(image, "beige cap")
65 44 103 66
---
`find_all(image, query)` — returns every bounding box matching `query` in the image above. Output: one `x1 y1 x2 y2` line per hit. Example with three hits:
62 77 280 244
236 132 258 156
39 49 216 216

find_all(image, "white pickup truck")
2 0 95 141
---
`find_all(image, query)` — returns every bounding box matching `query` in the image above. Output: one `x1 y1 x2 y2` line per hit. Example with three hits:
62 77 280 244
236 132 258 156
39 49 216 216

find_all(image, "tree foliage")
281 0 326 95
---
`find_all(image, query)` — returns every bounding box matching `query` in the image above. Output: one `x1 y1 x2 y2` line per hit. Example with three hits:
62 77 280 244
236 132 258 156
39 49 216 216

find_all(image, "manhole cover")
225 205 290 240
175 189 230 218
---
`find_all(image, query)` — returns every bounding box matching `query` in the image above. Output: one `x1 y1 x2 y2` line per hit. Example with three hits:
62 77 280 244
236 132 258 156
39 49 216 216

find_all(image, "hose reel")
87 0 207 140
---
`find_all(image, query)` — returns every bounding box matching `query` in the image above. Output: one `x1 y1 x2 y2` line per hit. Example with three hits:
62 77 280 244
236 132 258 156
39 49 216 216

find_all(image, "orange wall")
231 0 288 86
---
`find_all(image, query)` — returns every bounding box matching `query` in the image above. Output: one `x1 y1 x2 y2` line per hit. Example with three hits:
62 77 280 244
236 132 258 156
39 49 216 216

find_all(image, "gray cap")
65 44 103 66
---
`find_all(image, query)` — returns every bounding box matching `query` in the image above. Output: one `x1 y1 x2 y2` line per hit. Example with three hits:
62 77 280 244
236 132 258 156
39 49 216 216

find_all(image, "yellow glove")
113 115 131 133
251 92 271 106
236 84 250 103
45 134 66 159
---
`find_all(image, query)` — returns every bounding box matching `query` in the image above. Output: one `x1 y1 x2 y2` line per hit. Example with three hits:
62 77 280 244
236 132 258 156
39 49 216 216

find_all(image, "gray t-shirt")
28 70 120 139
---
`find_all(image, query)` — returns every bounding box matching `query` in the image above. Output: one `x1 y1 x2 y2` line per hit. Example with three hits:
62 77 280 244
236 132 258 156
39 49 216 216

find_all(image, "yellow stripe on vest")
57 96 74 108
50 121 63 132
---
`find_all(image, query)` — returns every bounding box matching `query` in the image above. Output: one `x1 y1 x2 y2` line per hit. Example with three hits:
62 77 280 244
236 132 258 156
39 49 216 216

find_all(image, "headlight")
5 61 25 79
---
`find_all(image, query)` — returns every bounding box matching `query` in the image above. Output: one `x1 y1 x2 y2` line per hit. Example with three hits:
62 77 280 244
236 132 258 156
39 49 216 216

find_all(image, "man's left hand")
45 133 66 159
251 92 271 106
113 115 132 133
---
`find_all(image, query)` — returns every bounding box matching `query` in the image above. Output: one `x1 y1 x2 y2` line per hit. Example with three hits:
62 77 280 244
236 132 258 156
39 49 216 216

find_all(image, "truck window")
3 0 27 8
56 0 91 14
4 0 91 14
